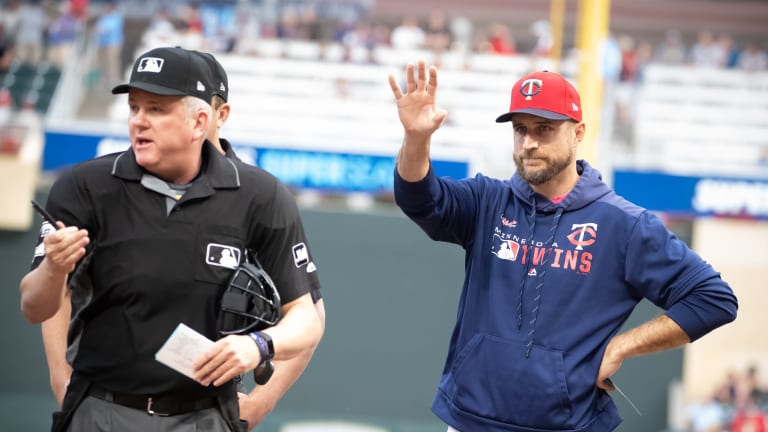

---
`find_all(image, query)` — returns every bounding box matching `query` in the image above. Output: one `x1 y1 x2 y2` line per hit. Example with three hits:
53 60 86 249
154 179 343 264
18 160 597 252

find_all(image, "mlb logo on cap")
111 46 214 105
495 71 582 123
137 57 164 73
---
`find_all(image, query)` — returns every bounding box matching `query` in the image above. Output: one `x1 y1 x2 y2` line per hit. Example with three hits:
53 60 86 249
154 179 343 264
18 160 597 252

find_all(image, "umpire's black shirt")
30 140 321 398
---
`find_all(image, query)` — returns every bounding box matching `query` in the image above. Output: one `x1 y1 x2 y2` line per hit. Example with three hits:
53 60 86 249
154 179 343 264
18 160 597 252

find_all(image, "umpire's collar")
111 139 241 189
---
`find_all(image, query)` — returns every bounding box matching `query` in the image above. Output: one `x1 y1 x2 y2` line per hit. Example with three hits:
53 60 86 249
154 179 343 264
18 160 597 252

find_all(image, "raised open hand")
388 60 447 140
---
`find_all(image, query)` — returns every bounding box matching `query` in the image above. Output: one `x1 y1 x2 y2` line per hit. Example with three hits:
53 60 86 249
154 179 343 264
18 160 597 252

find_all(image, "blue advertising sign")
42 130 469 193
614 169 768 219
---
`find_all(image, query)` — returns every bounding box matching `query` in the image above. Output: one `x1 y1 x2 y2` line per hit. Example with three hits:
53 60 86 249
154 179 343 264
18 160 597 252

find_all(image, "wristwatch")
248 331 274 363
248 332 275 384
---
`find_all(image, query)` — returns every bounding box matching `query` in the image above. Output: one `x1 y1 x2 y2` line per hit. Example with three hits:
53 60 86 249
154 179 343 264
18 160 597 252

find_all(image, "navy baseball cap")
112 46 214 104
195 51 228 102
495 71 582 123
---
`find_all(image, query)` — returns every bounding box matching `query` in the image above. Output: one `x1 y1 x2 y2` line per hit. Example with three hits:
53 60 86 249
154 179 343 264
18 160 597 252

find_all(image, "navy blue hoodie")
394 160 737 432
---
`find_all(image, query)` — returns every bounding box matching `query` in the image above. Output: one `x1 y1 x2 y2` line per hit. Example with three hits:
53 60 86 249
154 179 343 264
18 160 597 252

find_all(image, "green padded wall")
0 196 680 431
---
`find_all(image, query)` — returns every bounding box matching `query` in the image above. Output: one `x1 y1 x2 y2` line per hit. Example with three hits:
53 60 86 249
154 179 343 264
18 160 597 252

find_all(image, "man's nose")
521 134 539 150
129 110 147 127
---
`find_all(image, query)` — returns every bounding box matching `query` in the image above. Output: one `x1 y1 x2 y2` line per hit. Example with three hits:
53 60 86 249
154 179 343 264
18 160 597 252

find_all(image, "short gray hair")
182 95 212 120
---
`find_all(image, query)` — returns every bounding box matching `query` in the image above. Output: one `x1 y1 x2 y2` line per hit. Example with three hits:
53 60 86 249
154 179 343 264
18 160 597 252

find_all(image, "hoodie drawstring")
522 206 564 358
516 201 538 332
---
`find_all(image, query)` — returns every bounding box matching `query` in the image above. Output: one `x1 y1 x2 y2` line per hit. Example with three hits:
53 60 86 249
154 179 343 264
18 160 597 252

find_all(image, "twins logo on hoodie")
491 219 597 274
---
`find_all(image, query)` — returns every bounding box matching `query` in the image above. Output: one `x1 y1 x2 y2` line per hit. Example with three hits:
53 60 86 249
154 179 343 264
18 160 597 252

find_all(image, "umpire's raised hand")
20 222 89 323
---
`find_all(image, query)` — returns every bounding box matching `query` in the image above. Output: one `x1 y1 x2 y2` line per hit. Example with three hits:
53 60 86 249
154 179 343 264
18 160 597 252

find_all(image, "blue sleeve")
393 166 478 247
625 212 737 341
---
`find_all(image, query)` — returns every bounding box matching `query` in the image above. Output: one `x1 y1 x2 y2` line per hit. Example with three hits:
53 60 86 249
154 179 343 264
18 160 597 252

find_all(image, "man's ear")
192 108 211 143
216 103 231 129
575 121 586 142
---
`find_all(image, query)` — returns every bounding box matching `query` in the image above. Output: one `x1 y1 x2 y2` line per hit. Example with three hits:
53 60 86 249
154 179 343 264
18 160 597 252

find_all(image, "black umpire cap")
194 51 229 102
112 46 215 104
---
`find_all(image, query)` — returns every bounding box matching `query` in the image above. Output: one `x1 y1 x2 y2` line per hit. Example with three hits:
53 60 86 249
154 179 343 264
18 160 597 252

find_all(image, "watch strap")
248 331 274 364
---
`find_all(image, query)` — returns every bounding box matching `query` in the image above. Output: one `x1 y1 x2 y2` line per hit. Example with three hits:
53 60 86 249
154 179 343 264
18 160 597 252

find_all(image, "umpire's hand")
44 224 90 275
193 335 261 387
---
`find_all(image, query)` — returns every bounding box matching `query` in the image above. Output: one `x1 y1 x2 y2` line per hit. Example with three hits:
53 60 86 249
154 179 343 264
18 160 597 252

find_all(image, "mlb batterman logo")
137 57 164 73
206 243 241 269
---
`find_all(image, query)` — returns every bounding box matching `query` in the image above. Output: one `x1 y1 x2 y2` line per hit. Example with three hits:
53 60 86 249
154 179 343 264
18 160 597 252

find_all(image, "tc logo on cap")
520 78 543 100
137 57 164 73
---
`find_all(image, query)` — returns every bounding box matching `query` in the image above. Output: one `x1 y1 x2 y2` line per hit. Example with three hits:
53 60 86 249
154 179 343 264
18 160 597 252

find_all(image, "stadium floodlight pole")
576 0 611 171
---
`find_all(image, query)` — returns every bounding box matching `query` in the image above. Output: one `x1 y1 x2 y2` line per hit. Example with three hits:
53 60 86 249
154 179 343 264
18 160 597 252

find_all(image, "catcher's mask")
217 252 281 336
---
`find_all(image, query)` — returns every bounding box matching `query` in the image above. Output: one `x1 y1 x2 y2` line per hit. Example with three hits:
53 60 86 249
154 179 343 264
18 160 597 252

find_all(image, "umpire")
20 46 323 432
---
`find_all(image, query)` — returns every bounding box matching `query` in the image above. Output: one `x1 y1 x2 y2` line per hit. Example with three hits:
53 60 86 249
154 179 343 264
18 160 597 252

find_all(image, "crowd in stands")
1 0 89 113
0 0 88 71
686 364 768 432
654 28 767 72
2 1 766 82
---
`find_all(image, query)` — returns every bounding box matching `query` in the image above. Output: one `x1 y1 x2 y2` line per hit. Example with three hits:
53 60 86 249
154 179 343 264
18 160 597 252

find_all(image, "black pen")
31 200 60 230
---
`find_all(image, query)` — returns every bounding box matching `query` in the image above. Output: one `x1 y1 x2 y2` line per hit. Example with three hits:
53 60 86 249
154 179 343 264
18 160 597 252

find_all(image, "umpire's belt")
87 385 218 416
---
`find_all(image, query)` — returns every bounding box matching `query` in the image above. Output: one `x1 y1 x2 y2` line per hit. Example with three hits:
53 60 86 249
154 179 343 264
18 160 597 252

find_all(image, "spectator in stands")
339 22 378 63
530 19 553 57
390 15 425 50
720 370 741 407
231 5 262 56
730 393 767 432
716 33 741 69
277 6 300 40
655 28 687 65
0 88 13 126
0 23 14 74
46 2 79 69
483 22 517 56
181 2 204 34
199 0 238 51
448 15 473 55
170 5 205 51
601 32 623 83
424 10 453 53
632 41 654 83
14 0 47 65
144 5 178 46
93 1 124 89
690 30 724 68
618 35 639 82
314 0 374 43
0 0 22 38
737 364 767 408
70 0 88 23
599 32 623 154
686 392 727 432
737 43 767 72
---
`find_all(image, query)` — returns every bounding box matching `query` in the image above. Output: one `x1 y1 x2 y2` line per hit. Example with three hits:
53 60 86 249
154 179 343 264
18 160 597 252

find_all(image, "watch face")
259 332 274 359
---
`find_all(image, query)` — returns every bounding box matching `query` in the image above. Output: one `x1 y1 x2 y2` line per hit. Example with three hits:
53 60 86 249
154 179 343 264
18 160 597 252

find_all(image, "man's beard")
514 146 575 186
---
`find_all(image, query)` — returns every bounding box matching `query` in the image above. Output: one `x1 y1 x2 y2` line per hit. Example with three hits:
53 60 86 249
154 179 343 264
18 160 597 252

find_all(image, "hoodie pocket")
450 334 573 428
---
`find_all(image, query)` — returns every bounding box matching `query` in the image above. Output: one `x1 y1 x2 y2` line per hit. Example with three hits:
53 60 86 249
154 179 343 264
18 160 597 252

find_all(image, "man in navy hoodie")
388 61 738 431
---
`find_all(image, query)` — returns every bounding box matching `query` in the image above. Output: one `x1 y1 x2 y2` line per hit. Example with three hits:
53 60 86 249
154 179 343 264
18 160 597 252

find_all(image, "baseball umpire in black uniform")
193 50 328 427
20 46 323 432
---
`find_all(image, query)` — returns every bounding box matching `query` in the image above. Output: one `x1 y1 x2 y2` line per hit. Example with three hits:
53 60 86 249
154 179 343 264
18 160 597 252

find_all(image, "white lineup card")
155 323 215 379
